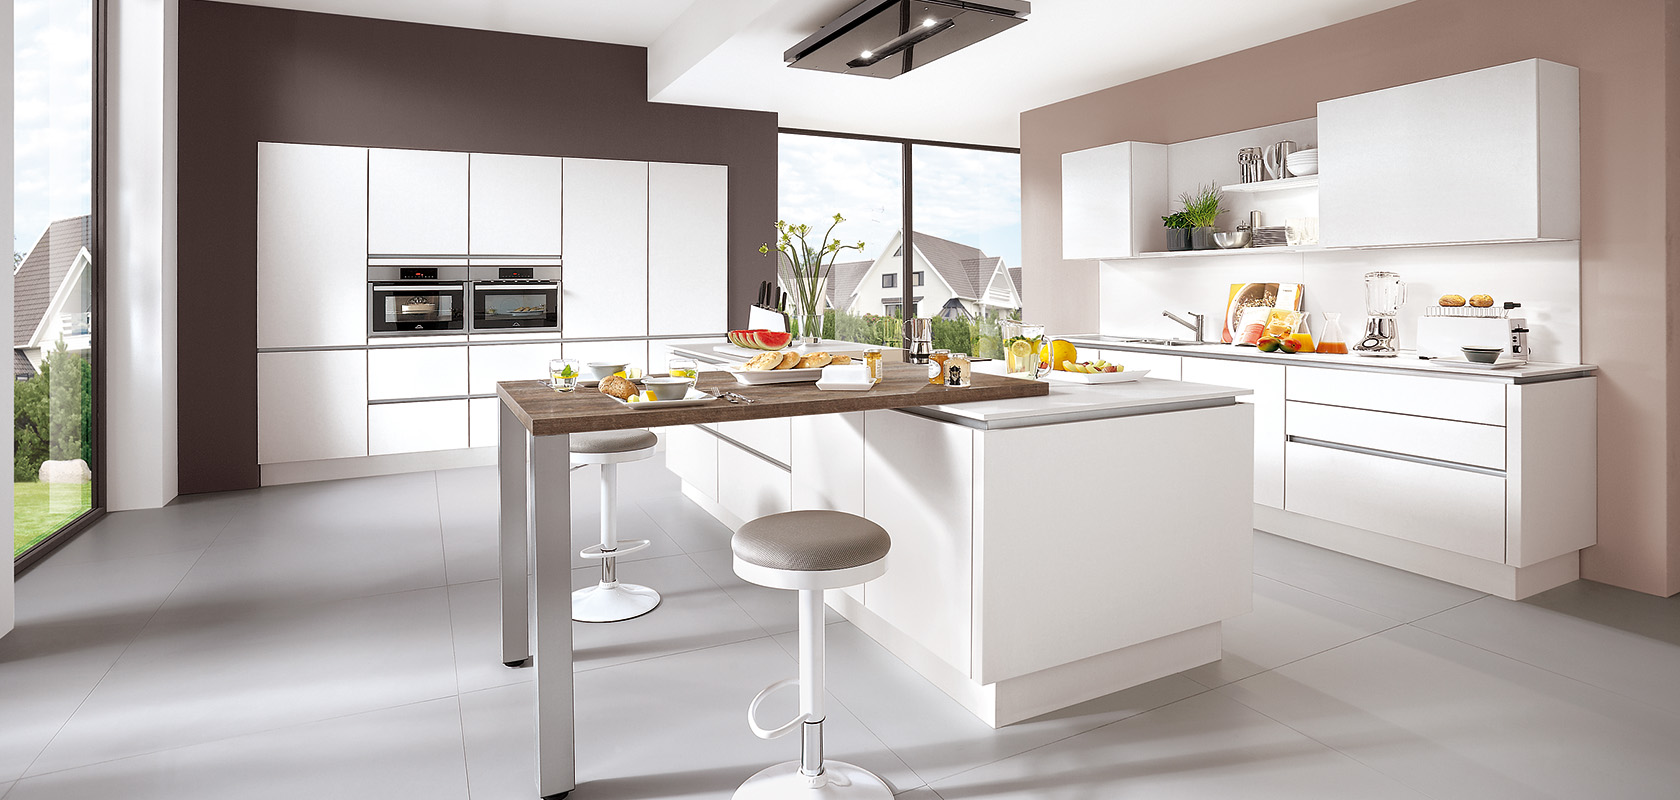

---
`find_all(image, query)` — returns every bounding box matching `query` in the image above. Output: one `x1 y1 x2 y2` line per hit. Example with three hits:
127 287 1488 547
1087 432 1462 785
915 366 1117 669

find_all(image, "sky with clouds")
778 132 1021 269
13 0 93 259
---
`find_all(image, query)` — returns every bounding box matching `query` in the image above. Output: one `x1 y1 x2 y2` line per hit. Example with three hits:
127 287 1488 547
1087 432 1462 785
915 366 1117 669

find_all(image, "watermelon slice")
752 330 792 350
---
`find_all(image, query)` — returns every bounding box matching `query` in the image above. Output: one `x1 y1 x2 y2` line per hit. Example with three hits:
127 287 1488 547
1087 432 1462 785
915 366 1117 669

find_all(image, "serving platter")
727 364 827 385
607 387 717 409
1044 369 1152 384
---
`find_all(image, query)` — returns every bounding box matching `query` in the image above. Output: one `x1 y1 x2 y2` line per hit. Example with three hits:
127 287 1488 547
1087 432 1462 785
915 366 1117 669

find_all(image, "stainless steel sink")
1109 337 1211 347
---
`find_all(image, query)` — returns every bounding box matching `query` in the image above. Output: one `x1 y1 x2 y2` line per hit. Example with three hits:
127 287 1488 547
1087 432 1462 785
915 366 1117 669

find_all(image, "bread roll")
830 355 853 365
797 352 833 368
745 352 783 371
1439 294 1466 307
598 375 637 400
1468 294 1495 308
776 351 801 369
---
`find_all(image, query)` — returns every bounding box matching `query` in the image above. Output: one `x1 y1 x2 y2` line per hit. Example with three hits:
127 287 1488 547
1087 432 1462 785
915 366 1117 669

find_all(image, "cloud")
12 0 94 250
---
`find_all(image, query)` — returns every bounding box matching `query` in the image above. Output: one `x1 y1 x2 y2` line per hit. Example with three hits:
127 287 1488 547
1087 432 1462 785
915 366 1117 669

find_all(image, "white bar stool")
731 510 892 799
570 429 661 623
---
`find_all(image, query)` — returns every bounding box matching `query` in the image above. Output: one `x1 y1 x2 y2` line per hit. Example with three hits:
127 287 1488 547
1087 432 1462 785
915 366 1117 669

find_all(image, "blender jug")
1354 271 1406 357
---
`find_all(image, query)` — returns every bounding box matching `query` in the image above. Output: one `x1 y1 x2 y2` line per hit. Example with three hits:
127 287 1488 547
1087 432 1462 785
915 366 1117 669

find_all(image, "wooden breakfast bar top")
495 362 1047 798
495 362 1051 436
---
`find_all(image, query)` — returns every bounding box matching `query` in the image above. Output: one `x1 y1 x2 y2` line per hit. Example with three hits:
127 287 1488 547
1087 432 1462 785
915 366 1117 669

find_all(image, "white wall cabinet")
1318 59 1579 247
648 162 728 336
1061 141 1168 259
369 400 469 455
1182 358 1285 508
257 143 368 349
563 158 648 338
257 350 368 464
369 148 470 255
469 153 564 255
368 346 468 400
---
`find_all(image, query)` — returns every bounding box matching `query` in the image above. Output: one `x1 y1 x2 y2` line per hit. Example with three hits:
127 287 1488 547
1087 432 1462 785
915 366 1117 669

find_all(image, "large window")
776 130 1020 352
13 0 99 561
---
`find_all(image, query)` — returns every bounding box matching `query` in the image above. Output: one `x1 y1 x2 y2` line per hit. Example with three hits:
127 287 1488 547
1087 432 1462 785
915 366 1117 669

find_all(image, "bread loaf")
1468 294 1494 308
1438 294 1466 307
598 375 637 400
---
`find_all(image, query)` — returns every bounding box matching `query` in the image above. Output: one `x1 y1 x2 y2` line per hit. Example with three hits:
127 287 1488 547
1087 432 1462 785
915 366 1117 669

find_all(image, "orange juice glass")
1288 332 1315 352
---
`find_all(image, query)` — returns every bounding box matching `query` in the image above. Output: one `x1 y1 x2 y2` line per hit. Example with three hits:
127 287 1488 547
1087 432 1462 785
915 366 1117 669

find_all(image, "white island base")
665 363 1256 728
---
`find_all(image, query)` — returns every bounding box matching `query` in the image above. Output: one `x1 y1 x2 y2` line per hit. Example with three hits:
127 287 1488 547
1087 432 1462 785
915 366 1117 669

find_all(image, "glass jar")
928 349 950 385
945 352 972 387
864 349 883 383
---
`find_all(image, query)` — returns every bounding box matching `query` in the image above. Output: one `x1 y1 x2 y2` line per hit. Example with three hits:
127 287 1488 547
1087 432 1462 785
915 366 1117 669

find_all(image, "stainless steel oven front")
369 266 468 336
469 266 561 333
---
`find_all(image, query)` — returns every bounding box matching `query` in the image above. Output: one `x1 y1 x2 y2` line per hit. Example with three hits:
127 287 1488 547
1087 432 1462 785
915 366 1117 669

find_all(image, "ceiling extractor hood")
784 0 1031 79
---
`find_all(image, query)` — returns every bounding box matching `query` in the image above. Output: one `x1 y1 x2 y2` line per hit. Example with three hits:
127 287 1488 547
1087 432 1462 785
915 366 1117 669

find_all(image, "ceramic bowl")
642 377 692 401
584 362 630 381
1461 346 1503 364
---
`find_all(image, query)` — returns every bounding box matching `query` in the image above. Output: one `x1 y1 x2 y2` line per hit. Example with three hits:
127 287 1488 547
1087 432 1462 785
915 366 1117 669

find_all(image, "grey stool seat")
571 429 658 454
734 510 891 573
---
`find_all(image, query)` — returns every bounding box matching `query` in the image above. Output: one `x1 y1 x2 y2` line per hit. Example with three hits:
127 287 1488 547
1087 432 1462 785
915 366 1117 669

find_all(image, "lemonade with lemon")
1001 321 1048 378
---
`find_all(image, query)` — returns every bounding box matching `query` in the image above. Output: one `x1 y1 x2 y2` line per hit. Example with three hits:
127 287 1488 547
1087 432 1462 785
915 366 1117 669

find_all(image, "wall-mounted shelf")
1131 245 1324 259
1220 175 1319 193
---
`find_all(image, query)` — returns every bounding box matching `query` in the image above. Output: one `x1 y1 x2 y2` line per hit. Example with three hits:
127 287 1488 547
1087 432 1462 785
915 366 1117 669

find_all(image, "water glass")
549 358 581 392
667 358 699 388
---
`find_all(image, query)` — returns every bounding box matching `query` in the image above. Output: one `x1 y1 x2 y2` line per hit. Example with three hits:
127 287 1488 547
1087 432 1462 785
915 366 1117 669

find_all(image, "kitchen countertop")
902 377 1249 430
1060 334 1596 383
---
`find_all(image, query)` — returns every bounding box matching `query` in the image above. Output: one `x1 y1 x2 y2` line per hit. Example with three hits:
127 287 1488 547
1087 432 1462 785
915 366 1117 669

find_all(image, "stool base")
732 760 891 799
571 583 660 623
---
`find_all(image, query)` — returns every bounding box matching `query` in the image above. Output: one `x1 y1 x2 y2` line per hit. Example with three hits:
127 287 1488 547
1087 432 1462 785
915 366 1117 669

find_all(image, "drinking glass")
1000 320 1049 379
549 358 581 392
667 358 699 389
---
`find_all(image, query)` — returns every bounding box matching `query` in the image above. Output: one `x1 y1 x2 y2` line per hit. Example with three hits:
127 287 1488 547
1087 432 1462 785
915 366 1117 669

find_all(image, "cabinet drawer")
665 425 719 500
717 417 791 466
368 346 468 400
468 397 499 448
717 441 790 524
1287 401 1505 470
369 400 469 455
469 342 563 395
1286 367 1504 425
1284 441 1505 562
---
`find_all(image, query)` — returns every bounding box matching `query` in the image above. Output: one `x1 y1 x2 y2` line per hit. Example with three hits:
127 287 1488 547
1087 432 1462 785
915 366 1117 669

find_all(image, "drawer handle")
1288 436 1506 477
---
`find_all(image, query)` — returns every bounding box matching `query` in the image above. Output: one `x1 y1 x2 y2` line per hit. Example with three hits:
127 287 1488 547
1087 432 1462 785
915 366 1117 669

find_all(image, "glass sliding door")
13 0 99 560
910 143 1022 359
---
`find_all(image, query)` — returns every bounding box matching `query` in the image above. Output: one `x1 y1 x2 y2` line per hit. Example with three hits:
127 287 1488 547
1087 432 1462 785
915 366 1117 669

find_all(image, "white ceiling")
209 0 1414 147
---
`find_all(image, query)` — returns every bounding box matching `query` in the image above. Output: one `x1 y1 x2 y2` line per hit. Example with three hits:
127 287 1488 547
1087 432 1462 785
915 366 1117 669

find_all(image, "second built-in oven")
469 266 561 332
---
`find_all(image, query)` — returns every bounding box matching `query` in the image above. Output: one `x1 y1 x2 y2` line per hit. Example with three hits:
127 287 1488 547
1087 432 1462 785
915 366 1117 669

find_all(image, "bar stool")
570 429 661 623
732 510 892 799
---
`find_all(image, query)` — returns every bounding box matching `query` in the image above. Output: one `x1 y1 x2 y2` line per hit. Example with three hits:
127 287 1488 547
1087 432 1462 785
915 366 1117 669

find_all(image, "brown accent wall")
176 1 777 494
1022 0 1678 596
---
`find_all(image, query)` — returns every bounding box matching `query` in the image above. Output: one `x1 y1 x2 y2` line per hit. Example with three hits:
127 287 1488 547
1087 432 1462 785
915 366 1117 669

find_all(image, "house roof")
775 254 873 310
14 349 37 380
1008 267 1023 298
15 215 90 345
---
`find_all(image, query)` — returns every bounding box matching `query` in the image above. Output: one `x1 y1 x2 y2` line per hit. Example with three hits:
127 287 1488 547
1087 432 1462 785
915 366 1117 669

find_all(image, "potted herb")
1179 183 1226 250
1160 211 1193 252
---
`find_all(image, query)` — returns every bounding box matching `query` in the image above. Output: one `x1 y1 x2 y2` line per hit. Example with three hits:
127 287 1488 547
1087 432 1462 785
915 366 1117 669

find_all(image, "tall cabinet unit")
469 153 564 255
368 148 470 255
562 158 648 339
648 162 728 336
256 143 368 349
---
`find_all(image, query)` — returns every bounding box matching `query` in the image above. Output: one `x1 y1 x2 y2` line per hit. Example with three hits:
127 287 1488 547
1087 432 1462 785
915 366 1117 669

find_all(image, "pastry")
797 352 833 369
598 374 637 400
1468 294 1495 308
744 352 783 371
776 351 801 369
830 355 852 365
1439 294 1466 307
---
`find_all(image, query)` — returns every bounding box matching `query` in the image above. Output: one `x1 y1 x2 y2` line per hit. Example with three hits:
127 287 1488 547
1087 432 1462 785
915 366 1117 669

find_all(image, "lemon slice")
1009 339 1033 359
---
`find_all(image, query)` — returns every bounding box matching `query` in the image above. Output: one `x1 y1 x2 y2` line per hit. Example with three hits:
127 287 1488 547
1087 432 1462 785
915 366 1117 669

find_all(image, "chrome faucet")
1163 310 1204 342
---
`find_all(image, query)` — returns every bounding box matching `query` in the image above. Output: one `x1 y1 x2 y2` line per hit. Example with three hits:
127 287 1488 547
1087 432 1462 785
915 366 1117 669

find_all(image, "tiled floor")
3 454 1678 799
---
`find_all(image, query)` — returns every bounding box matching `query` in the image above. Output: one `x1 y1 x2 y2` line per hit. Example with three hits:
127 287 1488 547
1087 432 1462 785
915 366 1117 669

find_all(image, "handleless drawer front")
1284 441 1506 562
1286 367 1505 425
1286 401 1506 471
716 417 792 466
368 346 468 401
369 399 469 455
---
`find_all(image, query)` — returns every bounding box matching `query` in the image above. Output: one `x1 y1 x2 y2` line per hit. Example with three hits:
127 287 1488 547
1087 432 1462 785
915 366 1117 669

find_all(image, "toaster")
1415 309 1530 359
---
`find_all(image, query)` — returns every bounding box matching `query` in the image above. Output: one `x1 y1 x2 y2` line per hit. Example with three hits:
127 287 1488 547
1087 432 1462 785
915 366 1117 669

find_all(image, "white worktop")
906 377 1249 429
1061 335 1596 383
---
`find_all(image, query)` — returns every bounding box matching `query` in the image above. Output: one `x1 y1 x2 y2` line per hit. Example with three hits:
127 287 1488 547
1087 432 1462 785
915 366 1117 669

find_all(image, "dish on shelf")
1213 231 1251 249
1045 368 1151 384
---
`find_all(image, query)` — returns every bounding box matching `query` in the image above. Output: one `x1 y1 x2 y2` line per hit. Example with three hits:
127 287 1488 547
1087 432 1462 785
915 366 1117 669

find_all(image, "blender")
1354 271 1407 357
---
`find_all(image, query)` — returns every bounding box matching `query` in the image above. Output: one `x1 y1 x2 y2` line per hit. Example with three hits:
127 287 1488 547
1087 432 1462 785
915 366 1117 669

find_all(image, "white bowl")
583 362 630 381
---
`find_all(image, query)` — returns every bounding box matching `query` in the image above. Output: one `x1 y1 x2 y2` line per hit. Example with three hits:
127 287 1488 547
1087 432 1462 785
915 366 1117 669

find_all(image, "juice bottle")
1316 312 1349 355
1288 312 1316 353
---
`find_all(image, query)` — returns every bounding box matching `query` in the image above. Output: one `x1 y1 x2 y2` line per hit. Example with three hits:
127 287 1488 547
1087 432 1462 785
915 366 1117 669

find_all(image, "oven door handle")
372 284 466 292
474 282 559 290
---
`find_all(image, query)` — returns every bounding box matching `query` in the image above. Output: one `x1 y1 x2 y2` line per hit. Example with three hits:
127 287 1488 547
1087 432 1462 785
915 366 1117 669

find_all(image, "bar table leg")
532 430 576 799
499 402 531 667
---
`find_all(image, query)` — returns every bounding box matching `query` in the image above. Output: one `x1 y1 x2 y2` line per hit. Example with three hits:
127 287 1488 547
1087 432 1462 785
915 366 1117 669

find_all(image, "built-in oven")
469 265 561 332
369 265 468 336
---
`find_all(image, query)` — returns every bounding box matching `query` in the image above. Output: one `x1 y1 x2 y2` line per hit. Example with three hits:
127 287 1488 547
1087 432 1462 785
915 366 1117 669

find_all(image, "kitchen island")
666 342 1255 727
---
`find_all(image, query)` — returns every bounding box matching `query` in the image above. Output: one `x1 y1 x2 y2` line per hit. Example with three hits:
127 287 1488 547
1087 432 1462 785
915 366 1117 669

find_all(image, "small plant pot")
1191 226 1220 250
1165 228 1193 251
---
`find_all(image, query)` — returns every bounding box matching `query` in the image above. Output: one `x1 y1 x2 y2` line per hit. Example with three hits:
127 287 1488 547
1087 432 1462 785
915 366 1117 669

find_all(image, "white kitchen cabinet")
1182 358 1285 508
863 409 974 674
1287 400 1505 471
369 399 469 455
257 350 367 464
791 413 865 516
469 153 564 255
369 148 470 255
562 158 647 338
468 342 564 395
1095 350 1182 381
665 425 719 501
367 346 468 401
717 441 791 525
1318 59 1579 247
648 162 728 336
256 143 368 349
1287 366 1504 425
468 397 499 448
1061 141 1168 259
716 417 791 466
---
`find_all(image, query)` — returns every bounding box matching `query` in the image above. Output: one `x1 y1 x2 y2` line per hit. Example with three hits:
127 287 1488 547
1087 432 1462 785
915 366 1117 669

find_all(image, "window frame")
882 272 897 289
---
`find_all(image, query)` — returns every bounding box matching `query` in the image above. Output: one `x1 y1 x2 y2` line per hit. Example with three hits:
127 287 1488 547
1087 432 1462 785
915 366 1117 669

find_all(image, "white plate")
1045 368 1152 384
815 379 875 391
608 387 717 409
728 364 827 385
1431 357 1525 370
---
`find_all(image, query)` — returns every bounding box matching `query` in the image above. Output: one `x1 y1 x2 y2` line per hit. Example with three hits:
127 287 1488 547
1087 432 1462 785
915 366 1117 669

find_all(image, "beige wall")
1022 0 1677 596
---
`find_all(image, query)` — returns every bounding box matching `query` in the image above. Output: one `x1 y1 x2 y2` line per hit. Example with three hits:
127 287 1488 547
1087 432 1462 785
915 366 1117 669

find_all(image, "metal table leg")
499 402 532 667
532 430 576 799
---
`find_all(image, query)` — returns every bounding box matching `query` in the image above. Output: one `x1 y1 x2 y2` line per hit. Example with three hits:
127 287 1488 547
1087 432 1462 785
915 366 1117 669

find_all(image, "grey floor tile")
774 621 1209 786
1520 579 1680 647
446 579 533 694
0 780 10 798
26 587 458 777
6 697 468 800
13 550 201 630
1414 594 1680 717
41 503 232 567
460 637 917 800
1221 625 1680 799
929 691 1425 799
570 554 767 672
895 788 941 799
1252 531 1484 622
688 548 841 634
637 493 736 554
1182 575 1399 688
0 622 137 784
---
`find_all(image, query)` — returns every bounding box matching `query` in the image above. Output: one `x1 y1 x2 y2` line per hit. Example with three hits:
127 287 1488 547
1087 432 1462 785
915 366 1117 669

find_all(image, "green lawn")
13 481 93 557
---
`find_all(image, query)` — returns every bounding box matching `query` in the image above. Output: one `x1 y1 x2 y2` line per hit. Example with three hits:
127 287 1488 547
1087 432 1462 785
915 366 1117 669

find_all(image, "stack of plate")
1252 226 1291 247
1286 148 1319 176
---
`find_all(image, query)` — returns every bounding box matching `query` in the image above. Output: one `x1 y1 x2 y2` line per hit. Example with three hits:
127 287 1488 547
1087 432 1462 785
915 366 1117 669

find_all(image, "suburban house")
13 215 93 380
782 230 1022 320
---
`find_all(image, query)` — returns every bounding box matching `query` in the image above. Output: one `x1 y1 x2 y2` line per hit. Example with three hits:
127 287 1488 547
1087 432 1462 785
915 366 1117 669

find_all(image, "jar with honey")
928 349 950 385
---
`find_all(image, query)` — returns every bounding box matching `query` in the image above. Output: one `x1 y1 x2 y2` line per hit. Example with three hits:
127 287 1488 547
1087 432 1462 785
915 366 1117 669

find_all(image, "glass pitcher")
1000 320 1049 379
1317 312 1349 355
